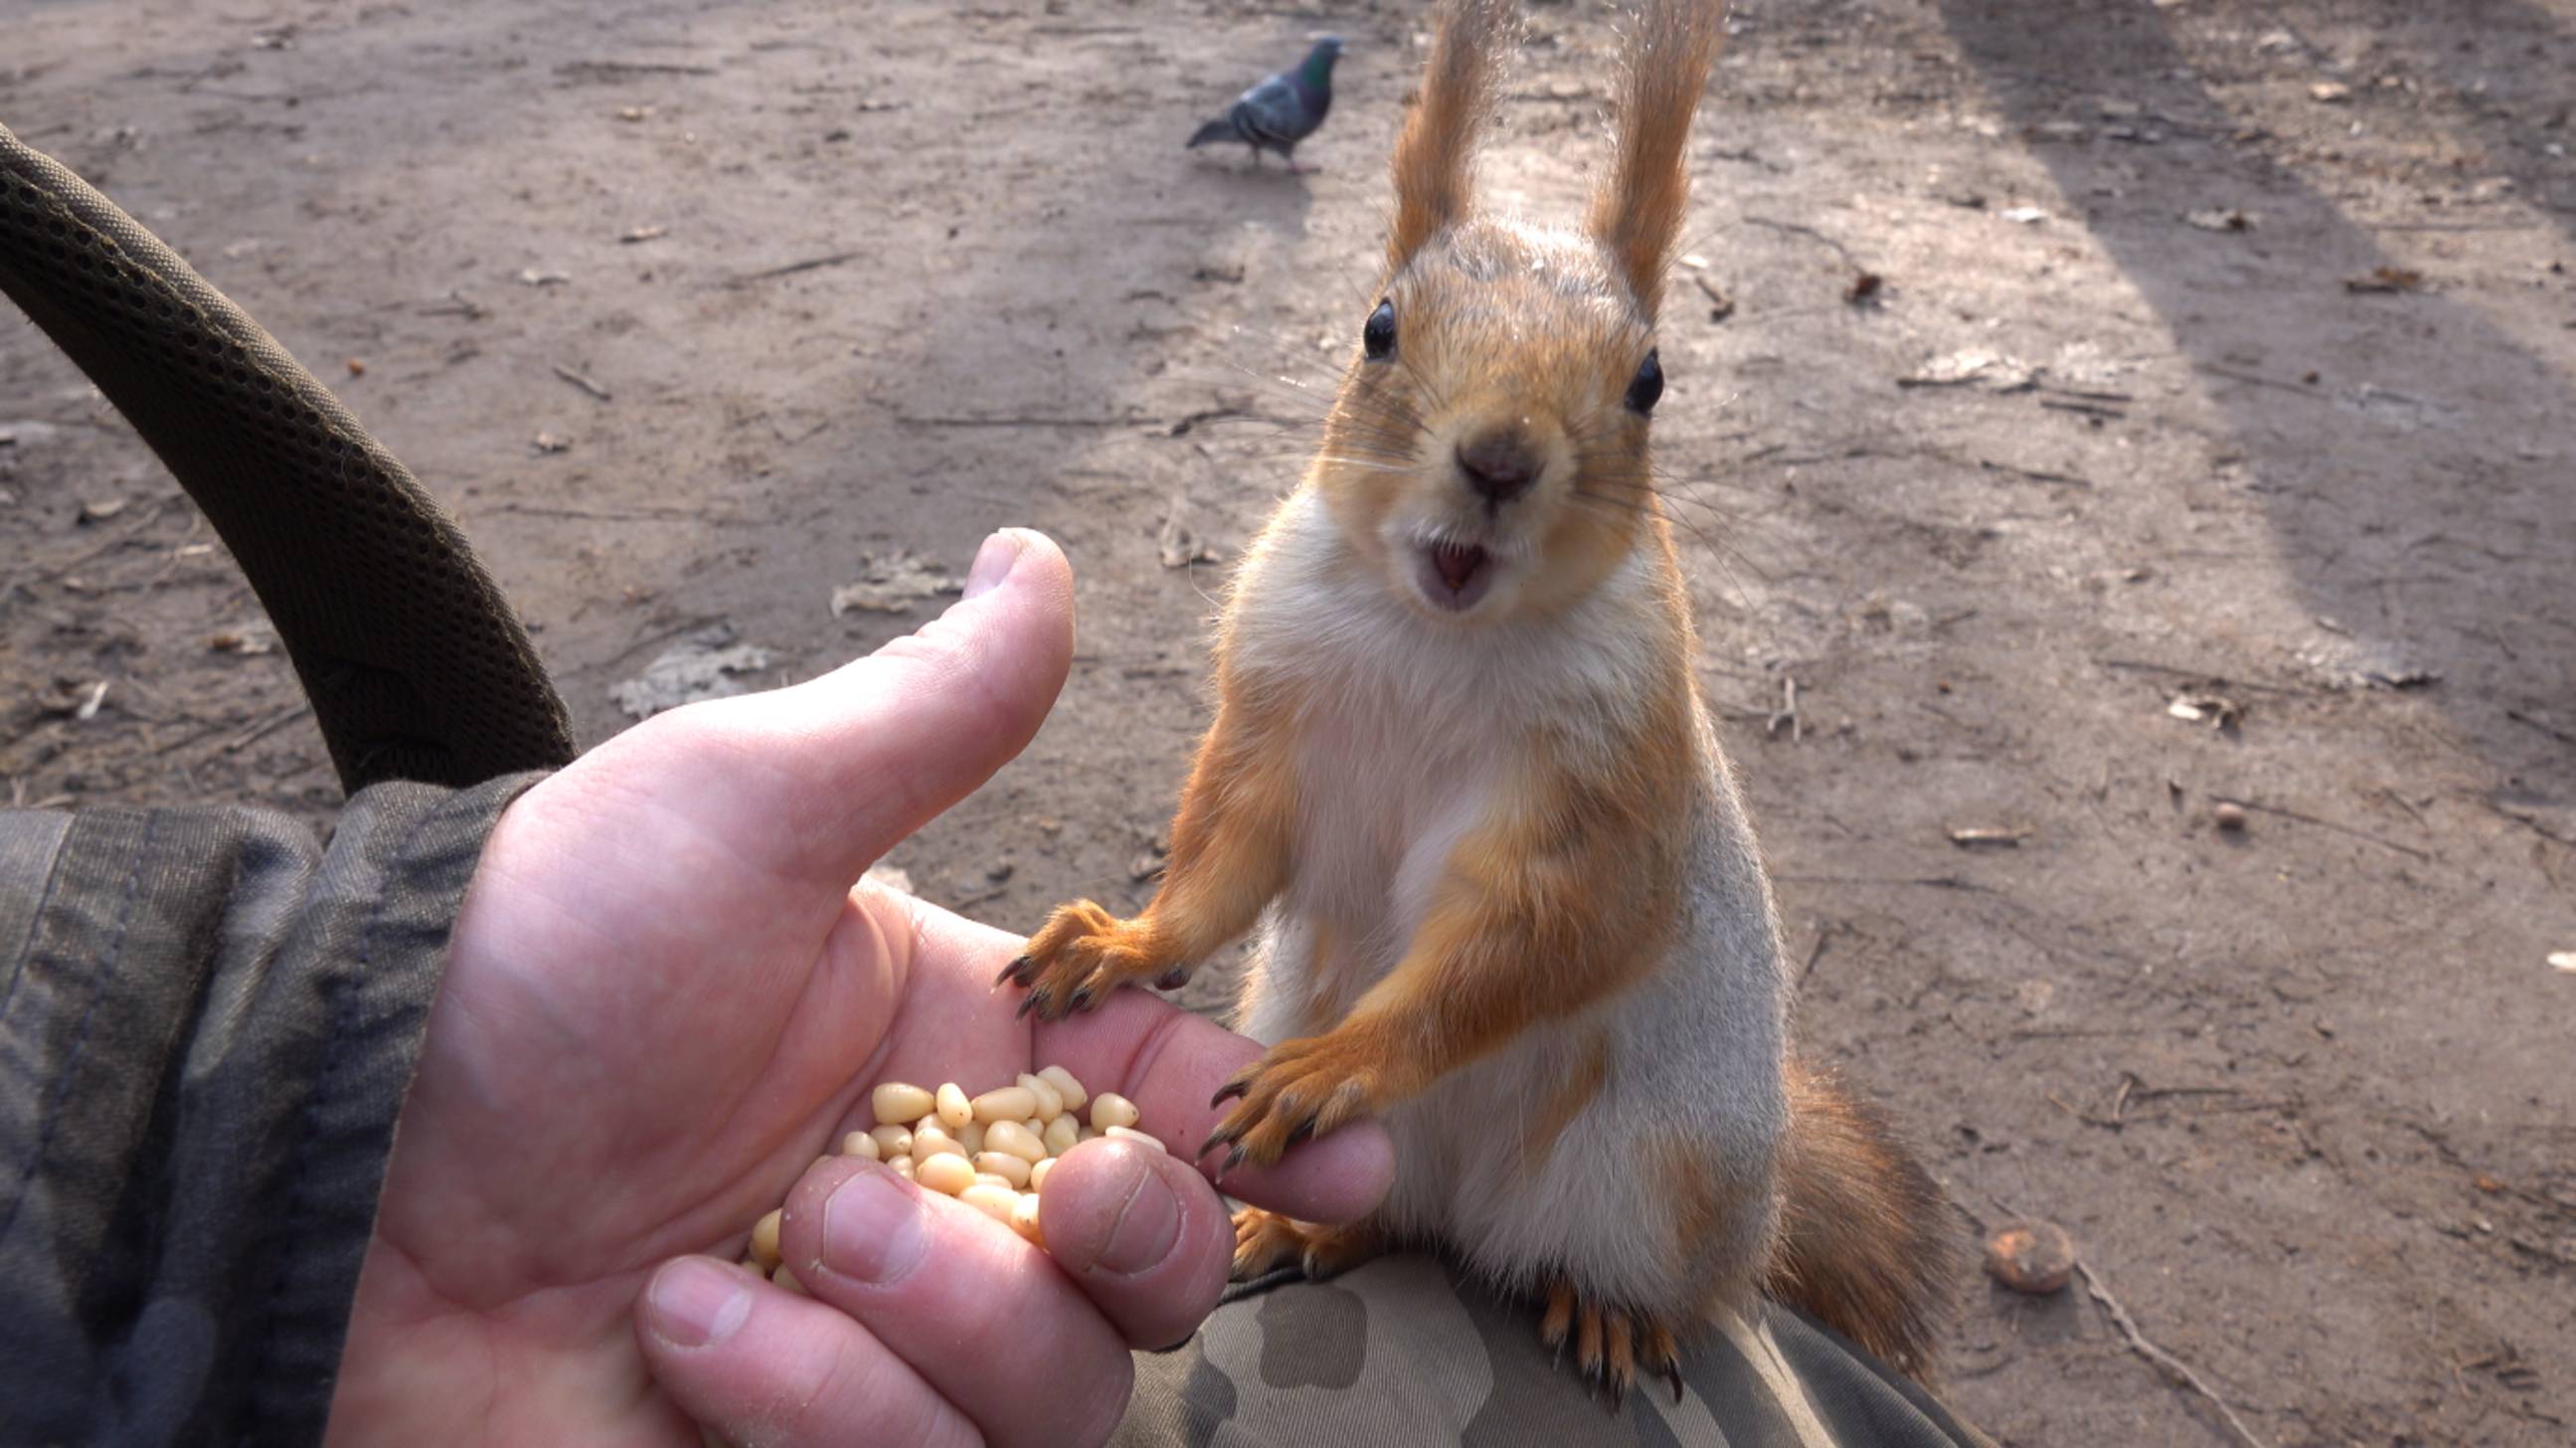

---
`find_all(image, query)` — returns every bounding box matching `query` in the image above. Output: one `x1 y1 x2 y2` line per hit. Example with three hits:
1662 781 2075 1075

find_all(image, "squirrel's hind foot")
1229 1207 1380 1282
1539 1279 1686 1412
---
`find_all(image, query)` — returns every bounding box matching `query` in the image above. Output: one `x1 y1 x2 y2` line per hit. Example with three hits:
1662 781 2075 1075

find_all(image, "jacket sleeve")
0 773 544 1448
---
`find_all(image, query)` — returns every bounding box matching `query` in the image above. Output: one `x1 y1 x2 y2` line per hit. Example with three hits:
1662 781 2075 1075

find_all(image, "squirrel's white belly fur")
1227 488 1791 1315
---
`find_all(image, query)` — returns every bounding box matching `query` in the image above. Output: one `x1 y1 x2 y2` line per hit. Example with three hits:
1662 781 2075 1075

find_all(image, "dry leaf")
830 550 962 616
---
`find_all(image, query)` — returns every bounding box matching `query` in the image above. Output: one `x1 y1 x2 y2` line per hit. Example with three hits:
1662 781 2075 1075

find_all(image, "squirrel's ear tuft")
1388 0 1520 269
1587 0 1726 321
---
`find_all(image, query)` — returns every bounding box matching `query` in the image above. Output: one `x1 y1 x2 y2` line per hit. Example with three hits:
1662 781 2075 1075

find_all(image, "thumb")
660 527 1075 888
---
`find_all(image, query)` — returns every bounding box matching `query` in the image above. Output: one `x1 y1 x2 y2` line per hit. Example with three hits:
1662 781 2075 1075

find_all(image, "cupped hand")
327 530 1393 1447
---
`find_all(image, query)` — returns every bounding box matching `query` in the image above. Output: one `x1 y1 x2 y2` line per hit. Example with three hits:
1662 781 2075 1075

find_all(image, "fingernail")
646 1257 752 1349
1096 1153 1182 1276
962 529 1026 600
822 1164 929 1285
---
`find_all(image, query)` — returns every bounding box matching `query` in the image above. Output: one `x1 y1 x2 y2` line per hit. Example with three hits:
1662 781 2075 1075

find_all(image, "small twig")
2506 709 2576 749
1740 215 1861 270
552 365 612 402
34 498 176 584
222 701 311 754
1797 926 1835 989
896 414 1145 430
2046 1091 2124 1131
1977 1194 2267 1447
727 251 864 285
557 60 717 78
2078 1261 2269 1448
1767 675 1803 742
2097 657 2308 698
1977 458 2093 488
489 503 756 525
146 715 241 758
2210 796 2433 862
1774 873 1999 894
2192 362 2320 398
2039 398 2127 420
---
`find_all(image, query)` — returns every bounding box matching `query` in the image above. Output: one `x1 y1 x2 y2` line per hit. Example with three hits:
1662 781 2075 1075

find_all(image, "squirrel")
1002 0 1953 1401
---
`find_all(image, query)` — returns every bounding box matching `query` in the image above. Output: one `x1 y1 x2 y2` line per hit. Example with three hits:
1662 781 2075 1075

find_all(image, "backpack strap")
0 124 576 790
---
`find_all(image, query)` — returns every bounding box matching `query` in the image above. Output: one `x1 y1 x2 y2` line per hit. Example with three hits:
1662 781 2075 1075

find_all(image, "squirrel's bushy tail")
1764 1058 1954 1379
1186 117 1235 149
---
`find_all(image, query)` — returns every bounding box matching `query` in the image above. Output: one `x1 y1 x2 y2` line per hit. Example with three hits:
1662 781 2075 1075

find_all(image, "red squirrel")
1003 0 1952 1400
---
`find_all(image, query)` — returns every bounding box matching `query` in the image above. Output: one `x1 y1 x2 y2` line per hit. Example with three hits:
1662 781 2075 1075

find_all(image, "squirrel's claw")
1001 899 1183 1021
1538 1278 1675 1415
1230 1207 1382 1283
1197 1037 1380 1172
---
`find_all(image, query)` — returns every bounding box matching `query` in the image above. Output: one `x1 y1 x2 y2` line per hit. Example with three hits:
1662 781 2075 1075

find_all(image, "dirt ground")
5 0 2573 1441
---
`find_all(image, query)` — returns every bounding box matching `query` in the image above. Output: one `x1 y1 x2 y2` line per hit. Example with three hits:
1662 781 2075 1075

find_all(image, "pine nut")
985 1118 1047 1163
969 1086 1038 1124
1018 1072 1065 1122
1042 1115 1082 1158
1089 1093 1140 1133
871 1083 935 1125
915 1152 975 1196
1037 1065 1089 1113
958 1182 1019 1224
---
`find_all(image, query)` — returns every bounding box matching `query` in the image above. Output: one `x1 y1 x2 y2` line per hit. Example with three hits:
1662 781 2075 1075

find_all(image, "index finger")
905 901 1396 1223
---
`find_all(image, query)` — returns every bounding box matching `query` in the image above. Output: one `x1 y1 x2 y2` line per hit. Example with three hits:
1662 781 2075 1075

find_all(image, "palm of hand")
331 705 1011 1440
323 540 1388 1446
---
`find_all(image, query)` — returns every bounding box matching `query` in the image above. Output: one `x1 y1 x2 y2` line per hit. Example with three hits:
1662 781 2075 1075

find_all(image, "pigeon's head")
1302 36 1344 85
1310 0 1722 628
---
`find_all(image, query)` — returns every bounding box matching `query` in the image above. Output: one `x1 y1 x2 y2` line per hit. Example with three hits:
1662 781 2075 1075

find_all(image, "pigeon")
1186 36 1342 173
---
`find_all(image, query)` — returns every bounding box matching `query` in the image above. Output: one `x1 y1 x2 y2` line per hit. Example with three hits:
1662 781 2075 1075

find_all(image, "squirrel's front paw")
997 900 1182 1020
1200 1034 1384 1174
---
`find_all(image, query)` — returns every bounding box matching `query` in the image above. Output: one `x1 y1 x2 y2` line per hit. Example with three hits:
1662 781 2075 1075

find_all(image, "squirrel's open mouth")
1415 540 1495 612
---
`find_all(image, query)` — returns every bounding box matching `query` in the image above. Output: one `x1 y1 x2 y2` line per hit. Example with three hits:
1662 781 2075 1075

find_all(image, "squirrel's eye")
1362 299 1396 361
1625 348 1663 415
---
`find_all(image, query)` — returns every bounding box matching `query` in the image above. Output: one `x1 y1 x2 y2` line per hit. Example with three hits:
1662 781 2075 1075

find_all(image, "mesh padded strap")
0 124 576 790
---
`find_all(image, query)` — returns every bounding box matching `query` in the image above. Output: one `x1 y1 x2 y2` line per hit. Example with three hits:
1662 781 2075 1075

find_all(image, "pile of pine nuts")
745 1064 1154 1290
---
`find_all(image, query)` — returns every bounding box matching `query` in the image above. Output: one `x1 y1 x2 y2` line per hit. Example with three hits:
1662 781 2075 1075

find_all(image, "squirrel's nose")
1456 430 1539 504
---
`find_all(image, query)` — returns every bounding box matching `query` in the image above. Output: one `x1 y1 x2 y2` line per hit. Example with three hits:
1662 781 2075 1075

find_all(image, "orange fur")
1388 0 1519 268
1011 0 1958 1390
1517 1030 1611 1175
1232 1207 1382 1280
1587 0 1729 318
1314 219 1659 628
1764 1059 1955 1378
1204 698 1693 1169
1009 702 1294 1013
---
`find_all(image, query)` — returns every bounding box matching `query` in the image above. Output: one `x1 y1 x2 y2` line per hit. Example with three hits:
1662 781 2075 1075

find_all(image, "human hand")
327 530 1394 1447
